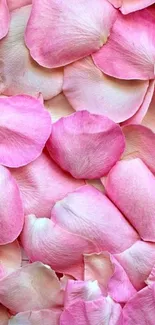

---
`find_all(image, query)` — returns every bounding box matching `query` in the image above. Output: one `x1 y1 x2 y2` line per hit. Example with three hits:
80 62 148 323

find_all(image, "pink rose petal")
108 0 155 14
8 309 61 325
0 304 9 325
25 0 117 68
92 7 155 80
51 185 138 253
142 90 155 132
7 0 32 11
10 151 84 218
63 57 149 123
0 0 9 40
0 165 24 245
104 158 155 241
0 6 63 99
146 264 155 285
0 262 63 313
45 93 74 123
46 111 125 179
0 240 21 279
0 95 51 167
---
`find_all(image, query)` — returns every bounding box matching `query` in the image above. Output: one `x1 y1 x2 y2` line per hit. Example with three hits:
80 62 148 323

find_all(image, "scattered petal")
146 264 155 285
0 240 21 279
142 90 155 132
0 0 10 40
45 93 74 123
8 309 61 325
108 0 155 14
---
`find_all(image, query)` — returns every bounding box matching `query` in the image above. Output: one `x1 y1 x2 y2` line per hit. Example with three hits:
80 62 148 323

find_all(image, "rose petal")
108 0 155 14
47 111 125 179
0 240 21 279
0 0 9 40
45 93 74 123
146 264 155 285
7 0 31 11
25 0 117 68
10 151 84 218
20 214 98 278
0 6 63 100
51 185 138 253
92 7 155 80
0 165 24 245
104 158 155 241
8 309 61 325
63 57 149 123
115 240 155 290
0 304 9 325
0 262 63 313
142 90 155 132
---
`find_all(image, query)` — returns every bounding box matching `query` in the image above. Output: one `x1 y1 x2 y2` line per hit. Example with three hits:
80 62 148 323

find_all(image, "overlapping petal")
92 7 155 80
46 111 125 179
25 0 117 68
7 0 32 11
8 309 61 325
10 151 84 218
63 57 149 123
142 90 155 132
0 0 9 40
0 240 21 279
108 0 155 14
104 159 155 241
45 93 74 123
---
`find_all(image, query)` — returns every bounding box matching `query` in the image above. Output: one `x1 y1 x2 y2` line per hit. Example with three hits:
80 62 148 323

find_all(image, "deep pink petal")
108 0 155 14
45 93 74 122
0 304 9 325
10 151 84 218
0 6 63 99
8 309 61 325
0 240 21 279
104 158 155 241
92 7 155 80
0 0 9 40
7 0 31 11
47 111 125 179
0 166 24 245
115 240 155 290
0 262 63 313
25 0 117 68
51 185 138 253
63 57 149 123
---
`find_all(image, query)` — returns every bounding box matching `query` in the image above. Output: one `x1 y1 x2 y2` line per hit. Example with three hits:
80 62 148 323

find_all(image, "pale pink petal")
8 309 60 325
115 240 155 290
0 240 21 279
146 264 155 285
0 262 63 313
10 151 84 218
7 0 31 11
60 297 122 325
63 57 149 123
123 283 155 324
20 214 98 278
92 7 155 80
122 125 155 174
25 0 117 68
142 90 155 132
0 0 9 40
108 0 155 14
45 93 74 123
47 111 125 179
104 159 155 241
84 252 136 303
0 304 9 325
0 6 63 100
0 166 24 245
51 185 138 253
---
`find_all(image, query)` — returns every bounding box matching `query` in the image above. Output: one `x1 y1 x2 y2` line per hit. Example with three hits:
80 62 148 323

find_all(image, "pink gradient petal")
63 57 149 123
0 304 9 325
25 0 117 68
51 185 138 253
8 309 61 325
45 93 74 122
0 165 24 245
47 111 125 179
142 90 155 132
115 240 155 290
10 151 84 218
84 252 136 303
122 125 155 174
123 283 155 324
0 95 51 167
0 240 21 279
7 0 32 11
0 6 63 100
108 0 155 14
92 7 155 80
0 262 63 313
60 297 122 325
104 159 155 241
20 214 98 278
0 0 9 40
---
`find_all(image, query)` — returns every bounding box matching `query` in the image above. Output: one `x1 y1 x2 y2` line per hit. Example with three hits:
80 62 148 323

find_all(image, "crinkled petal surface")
104 159 155 241
63 57 149 123
25 0 117 68
10 151 84 218
7 0 32 11
0 165 24 245
0 0 9 40
51 185 138 253
47 111 125 179
115 240 155 290
8 309 61 325
0 240 21 279
92 7 155 80
0 262 63 313
0 6 63 100
45 93 74 123
123 283 155 325
0 95 51 167
108 0 155 14
20 214 98 278
0 304 9 325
